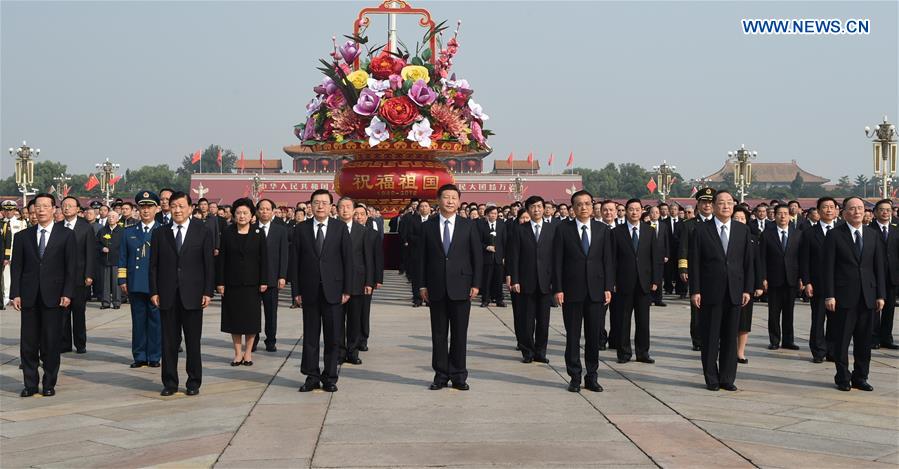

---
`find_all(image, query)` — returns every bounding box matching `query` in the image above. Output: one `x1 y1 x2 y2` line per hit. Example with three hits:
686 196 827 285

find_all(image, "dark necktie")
175 225 183 252
581 225 590 255
824 225 831 236
443 220 451 255
720 224 729 252
854 230 862 259
534 223 541 242
315 223 324 256
38 229 47 258
883 225 888 242
144 226 149 234
781 230 788 251
631 226 639 252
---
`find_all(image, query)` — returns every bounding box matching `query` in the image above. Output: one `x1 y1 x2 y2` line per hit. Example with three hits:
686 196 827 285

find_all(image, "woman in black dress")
216 198 269 366
733 206 764 364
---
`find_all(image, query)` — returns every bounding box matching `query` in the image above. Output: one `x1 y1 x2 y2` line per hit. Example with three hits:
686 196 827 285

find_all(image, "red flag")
566 152 574 167
85 174 100 191
217 149 223 167
109 175 122 187
670 177 677 186
547 153 554 166
239 151 245 172
646 177 657 193
526 152 533 164
690 186 698 196
259 150 264 165
61 184 71 197
191 150 201 164
506 152 513 165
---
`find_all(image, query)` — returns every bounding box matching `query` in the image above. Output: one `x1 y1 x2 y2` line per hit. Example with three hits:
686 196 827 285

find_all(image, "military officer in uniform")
677 187 716 351
2 200 28 309
118 191 163 368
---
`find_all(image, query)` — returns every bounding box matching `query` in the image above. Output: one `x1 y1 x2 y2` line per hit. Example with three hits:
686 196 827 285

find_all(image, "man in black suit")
823 196 886 392
415 184 482 391
252 199 289 353
677 188 715 350
11 193 76 397
355 204 383 352
759 204 803 350
749 204 769 237
508 196 556 364
479 206 506 308
290 189 352 393
870 199 898 350
149 191 215 396
648 205 670 307
155 188 173 226
611 199 662 364
59 196 95 354
800 197 840 363
407 201 432 307
689 190 753 391
336 196 373 365
554 190 613 393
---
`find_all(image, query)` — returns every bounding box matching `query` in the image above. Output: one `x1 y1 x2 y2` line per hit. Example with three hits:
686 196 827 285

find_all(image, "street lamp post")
865 116 898 199
95 158 120 207
652 160 676 202
509 173 526 202
53 173 71 197
8 140 40 207
728 144 757 203
250 173 265 203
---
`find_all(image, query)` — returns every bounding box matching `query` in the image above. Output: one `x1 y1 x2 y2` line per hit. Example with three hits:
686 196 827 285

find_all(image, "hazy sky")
2 0 897 182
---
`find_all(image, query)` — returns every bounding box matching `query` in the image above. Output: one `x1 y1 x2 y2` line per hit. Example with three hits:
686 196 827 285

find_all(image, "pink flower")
408 79 437 107
388 74 403 90
471 121 485 144
325 92 346 110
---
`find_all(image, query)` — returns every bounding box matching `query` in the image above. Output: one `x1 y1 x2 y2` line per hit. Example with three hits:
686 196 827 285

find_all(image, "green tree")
177 144 238 177
789 173 804 195
835 175 853 194
123 164 187 195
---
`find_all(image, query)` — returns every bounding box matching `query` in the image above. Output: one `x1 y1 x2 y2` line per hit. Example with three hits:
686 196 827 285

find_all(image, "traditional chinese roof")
240 160 283 170
493 160 540 172
705 160 829 184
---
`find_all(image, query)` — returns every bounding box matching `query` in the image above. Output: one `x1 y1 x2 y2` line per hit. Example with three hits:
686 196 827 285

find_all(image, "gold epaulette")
118 267 128 279
4 249 10 256
678 259 688 269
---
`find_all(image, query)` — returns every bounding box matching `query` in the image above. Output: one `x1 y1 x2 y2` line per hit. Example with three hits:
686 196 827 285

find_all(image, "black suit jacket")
689 219 753 306
256 222 289 286
365 227 384 285
97 224 124 267
822 224 886 309
216 225 268 288
553 219 614 302
650 219 670 259
479 218 506 266
289 218 353 304
870 221 899 287
155 211 172 226
64 217 96 284
800 222 830 289
508 220 556 294
345 221 374 295
149 220 215 310
759 225 802 287
10 224 77 308
414 215 483 301
748 218 769 237
612 222 662 294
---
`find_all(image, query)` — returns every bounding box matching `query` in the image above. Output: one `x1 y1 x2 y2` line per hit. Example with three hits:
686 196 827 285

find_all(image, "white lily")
365 116 390 148
407 118 434 148
468 99 489 120
366 78 391 97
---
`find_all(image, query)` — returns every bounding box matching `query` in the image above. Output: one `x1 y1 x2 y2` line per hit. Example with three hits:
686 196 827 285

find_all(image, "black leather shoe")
345 357 362 365
429 381 447 390
178 346 183 353
521 357 533 364
185 388 199 396
836 383 851 392
617 357 630 364
782 343 800 350
737 358 749 364
720 383 738 392
534 356 549 364
241 360 254 366
811 357 823 363
584 381 603 392
882 343 899 350
358 344 369 352
76 349 86 354
636 356 655 364
852 382 874 391
20 388 37 397
872 343 880 350
148 361 160 367
654 301 667 307
299 380 321 392
42 388 56 397
496 302 506 307
130 361 148 368
480 302 489 307
265 345 278 352
567 381 581 393
322 383 338 392
451 382 470 391
598 344 607 351
230 361 242 367
767 344 779 350
160 388 177 396
706 384 720 391
692 345 701 351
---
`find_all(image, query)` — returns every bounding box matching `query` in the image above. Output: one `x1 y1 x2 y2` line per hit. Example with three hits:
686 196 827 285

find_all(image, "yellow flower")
401 65 429 84
334 134 344 143
103 234 112 239
345 70 369 90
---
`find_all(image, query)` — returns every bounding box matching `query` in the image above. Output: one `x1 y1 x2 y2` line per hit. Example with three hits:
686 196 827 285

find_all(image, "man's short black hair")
169 191 192 206
625 198 642 209
61 195 80 208
874 198 893 211
524 195 545 210
436 184 461 198
197 198 209 205
816 196 837 209
257 198 276 210
311 189 333 203
484 205 498 215
713 190 734 202
34 193 57 207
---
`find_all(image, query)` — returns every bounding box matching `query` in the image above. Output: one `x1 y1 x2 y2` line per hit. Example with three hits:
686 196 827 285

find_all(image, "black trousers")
767 285 796 346
510 291 523 348
808 295 829 360
160 292 203 391
254 287 279 350
663 260 677 293
342 294 365 360
301 288 343 385
480 263 503 303
615 286 651 360
699 295 740 387
562 299 605 382
429 297 470 384
361 294 372 347
834 297 873 386
21 302 62 391
872 285 896 346
690 303 702 349
520 290 551 360
61 285 88 351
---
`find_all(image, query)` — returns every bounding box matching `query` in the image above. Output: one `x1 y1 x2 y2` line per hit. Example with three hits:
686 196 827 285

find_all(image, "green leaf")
421 48 432 61
411 56 423 66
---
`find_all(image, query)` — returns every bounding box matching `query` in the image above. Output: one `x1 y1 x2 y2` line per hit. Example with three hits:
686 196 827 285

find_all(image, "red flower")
369 52 405 79
379 96 419 126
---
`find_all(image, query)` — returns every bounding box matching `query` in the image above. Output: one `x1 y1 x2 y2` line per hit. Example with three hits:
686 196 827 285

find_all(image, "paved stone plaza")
1 272 897 468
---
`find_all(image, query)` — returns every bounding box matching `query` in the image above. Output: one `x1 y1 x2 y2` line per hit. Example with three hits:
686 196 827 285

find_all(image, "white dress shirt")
530 219 544 240
36 221 55 245
171 218 191 240
439 213 456 244
313 217 329 239
258 221 270 237
575 218 592 245
64 217 78 230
